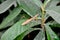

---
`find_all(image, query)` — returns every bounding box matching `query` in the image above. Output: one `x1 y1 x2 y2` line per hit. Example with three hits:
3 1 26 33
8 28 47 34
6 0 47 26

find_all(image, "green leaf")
15 28 41 40
0 0 16 14
17 0 41 17
45 24 59 40
0 32 3 38
46 10 60 24
1 19 41 40
34 30 45 40
32 0 42 7
45 0 60 22
46 0 60 21
46 0 60 13
46 21 60 28
46 31 51 40
0 0 4 2
50 24 60 28
0 6 22 29
44 0 51 8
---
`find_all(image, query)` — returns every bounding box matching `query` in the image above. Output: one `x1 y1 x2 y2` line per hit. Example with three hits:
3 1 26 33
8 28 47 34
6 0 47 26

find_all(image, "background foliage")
0 0 60 40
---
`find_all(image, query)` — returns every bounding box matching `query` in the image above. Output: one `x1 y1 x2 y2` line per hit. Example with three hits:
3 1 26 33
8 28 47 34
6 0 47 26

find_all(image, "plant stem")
41 5 45 30
41 0 51 29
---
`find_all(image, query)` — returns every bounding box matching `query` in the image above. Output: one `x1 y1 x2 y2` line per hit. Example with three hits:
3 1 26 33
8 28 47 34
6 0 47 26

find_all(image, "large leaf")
32 0 42 7
46 0 60 13
17 0 41 17
46 10 60 24
1 19 41 40
0 6 22 29
45 24 59 40
46 0 60 21
34 30 45 40
15 28 41 40
0 0 16 14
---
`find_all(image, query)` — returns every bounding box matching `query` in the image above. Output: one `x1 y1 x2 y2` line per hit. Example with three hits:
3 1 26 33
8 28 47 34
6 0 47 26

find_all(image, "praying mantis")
21 14 39 26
